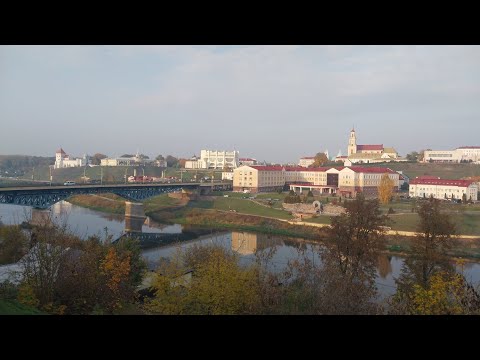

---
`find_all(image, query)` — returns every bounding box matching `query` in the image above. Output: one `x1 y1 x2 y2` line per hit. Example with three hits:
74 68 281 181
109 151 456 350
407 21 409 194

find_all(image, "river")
1 201 479 299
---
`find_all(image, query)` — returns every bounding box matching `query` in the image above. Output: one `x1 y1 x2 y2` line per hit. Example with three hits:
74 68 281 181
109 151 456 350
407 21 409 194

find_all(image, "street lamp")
100 167 103 185
142 168 145 184
49 166 53 186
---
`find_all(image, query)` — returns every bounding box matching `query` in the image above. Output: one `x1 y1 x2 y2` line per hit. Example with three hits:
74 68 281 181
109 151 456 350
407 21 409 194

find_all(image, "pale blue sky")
1 45 479 163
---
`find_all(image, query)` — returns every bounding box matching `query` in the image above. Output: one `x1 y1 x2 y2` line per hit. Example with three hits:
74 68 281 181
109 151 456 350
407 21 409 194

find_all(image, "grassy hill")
361 162 480 180
14 166 226 184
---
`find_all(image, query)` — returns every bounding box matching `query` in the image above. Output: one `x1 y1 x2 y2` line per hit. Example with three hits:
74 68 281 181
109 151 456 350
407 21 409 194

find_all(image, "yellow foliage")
378 174 395 205
17 283 40 309
411 272 468 315
100 247 131 310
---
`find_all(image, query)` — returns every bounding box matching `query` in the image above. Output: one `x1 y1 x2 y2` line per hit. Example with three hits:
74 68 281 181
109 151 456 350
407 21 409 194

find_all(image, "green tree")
155 154 165 161
166 155 178 168
90 153 107 165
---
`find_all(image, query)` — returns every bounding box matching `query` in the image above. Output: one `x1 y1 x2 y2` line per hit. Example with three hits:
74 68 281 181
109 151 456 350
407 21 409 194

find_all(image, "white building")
54 148 85 169
222 172 234 181
185 150 239 169
423 146 480 163
409 176 478 201
239 158 257 166
101 152 156 166
298 157 316 167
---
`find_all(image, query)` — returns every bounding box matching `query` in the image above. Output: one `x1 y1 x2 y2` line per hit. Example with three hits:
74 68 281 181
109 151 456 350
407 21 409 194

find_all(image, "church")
336 128 406 164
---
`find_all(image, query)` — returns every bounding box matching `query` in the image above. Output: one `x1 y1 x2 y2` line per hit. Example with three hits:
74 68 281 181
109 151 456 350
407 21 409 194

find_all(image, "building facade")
409 177 478 201
239 158 257 166
345 129 405 164
54 148 85 169
185 150 239 169
101 153 156 167
298 157 315 167
233 165 399 197
424 147 480 163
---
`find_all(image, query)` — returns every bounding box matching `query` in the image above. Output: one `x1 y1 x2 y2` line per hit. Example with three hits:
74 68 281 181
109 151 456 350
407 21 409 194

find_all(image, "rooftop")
410 179 475 187
357 144 384 151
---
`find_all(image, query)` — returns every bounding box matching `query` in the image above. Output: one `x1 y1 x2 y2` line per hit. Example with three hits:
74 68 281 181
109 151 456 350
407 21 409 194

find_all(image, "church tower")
348 128 357 156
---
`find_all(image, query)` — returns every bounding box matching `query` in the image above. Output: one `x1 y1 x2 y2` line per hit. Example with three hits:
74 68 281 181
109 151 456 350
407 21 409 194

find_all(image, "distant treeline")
0 155 55 176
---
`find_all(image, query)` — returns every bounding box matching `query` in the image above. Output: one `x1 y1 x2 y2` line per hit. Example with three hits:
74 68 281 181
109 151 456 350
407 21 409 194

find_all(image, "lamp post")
125 167 128 184
142 168 145 184
100 166 103 185
49 166 53 186
84 166 86 184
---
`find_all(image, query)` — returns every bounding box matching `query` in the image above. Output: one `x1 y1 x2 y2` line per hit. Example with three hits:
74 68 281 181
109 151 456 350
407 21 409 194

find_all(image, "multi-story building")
423 147 480 163
54 148 85 169
298 157 315 167
409 176 478 201
185 150 239 169
101 152 156 166
233 165 399 197
239 158 257 166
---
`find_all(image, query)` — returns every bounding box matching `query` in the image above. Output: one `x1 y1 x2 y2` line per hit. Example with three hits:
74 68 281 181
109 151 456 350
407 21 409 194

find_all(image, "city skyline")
1 45 479 163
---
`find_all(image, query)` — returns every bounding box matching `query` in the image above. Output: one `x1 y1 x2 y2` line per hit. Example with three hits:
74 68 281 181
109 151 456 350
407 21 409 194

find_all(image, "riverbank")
64 193 480 259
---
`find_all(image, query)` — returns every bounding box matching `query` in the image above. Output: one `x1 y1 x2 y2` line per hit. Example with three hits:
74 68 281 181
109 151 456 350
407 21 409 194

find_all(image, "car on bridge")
63 181 76 186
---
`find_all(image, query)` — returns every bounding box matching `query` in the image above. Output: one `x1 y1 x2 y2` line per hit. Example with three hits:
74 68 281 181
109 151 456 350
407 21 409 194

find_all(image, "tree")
406 151 419 162
0 225 28 264
390 198 457 313
378 174 395 204
166 155 178 168
147 244 260 315
321 194 388 314
462 193 467 204
309 152 329 167
155 154 165 161
178 159 187 168
90 153 107 165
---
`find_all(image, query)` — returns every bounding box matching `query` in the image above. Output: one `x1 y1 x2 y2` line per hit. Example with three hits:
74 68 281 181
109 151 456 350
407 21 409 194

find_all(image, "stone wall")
282 202 346 216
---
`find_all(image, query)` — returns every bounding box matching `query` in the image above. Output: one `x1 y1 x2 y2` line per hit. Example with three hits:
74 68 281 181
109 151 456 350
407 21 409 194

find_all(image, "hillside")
361 162 480 180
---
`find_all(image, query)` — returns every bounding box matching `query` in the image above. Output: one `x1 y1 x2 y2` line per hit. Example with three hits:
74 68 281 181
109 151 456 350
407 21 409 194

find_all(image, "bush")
388 207 395 214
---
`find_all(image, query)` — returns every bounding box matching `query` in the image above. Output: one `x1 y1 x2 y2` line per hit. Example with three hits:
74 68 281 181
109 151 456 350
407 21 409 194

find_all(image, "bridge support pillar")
124 201 146 233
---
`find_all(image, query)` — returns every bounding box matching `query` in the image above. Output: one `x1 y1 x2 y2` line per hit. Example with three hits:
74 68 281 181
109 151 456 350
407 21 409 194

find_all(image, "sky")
1 45 479 163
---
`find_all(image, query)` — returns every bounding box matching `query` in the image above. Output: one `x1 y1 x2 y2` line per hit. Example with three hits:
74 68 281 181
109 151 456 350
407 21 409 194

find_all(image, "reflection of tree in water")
377 255 393 279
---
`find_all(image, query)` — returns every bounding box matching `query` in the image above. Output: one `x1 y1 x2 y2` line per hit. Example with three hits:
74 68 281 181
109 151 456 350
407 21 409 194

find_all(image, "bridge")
0 182 232 209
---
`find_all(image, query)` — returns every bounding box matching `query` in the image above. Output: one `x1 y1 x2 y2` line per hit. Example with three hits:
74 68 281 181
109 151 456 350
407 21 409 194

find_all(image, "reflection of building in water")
232 232 258 255
30 208 52 227
124 201 146 233
51 201 72 216
124 216 145 233
231 232 281 255
377 254 393 279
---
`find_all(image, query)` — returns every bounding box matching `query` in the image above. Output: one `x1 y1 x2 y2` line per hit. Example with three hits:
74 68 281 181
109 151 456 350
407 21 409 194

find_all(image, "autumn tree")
378 173 395 204
146 244 261 315
309 152 329 167
390 198 457 313
0 225 28 264
391 271 480 315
